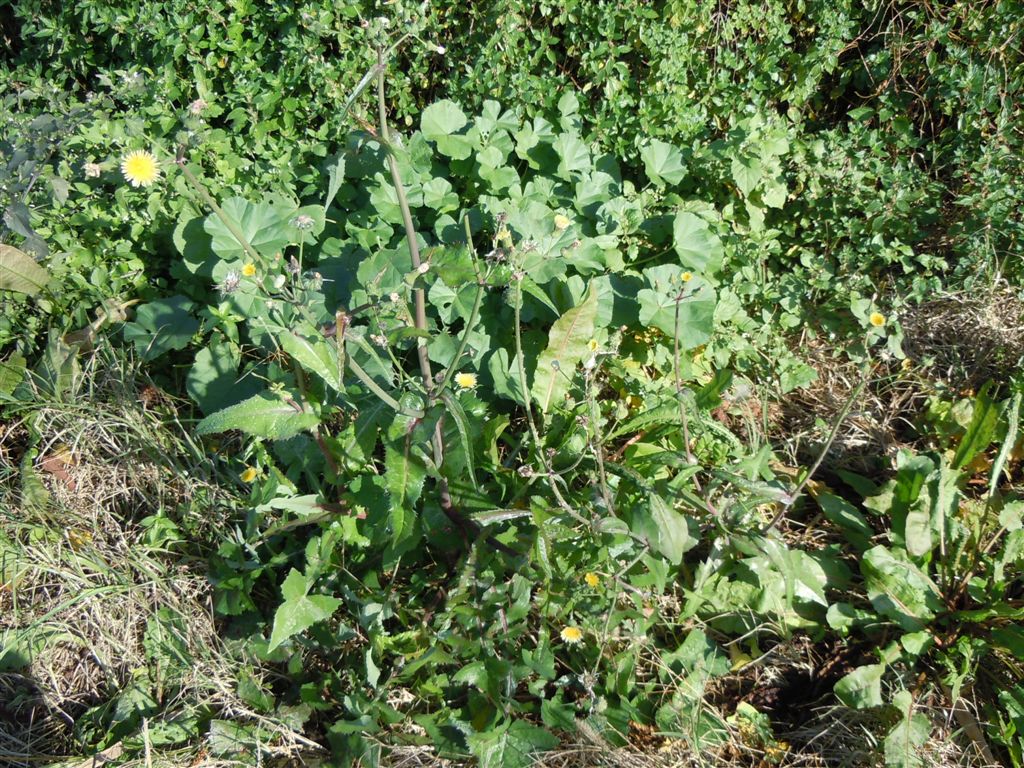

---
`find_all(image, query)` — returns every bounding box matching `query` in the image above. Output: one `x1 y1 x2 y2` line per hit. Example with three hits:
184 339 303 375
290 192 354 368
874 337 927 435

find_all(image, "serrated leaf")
673 212 723 274
324 156 346 210
0 244 49 295
267 569 342 652
862 546 943 631
633 493 697 565
384 416 427 545
276 323 343 393
641 139 687 187
834 663 885 709
953 383 999 470
196 391 318 440
441 390 478 490
531 282 599 416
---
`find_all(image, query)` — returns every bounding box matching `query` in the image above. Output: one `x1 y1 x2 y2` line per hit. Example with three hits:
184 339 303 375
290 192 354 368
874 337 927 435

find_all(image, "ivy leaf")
0 244 50 296
673 212 723 274
641 139 687 187
531 282 599 417
195 391 319 440
267 569 342 652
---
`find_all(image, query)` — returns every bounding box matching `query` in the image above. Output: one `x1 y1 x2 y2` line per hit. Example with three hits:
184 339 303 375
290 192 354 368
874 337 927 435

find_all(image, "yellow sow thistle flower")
869 311 886 327
454 372 477 390
681 271 693 282
587 339 599 353
560 626 584 644
584 572 600 588
241 263 257 277
553 213 571 231
240 467 258 483
120 150 161 188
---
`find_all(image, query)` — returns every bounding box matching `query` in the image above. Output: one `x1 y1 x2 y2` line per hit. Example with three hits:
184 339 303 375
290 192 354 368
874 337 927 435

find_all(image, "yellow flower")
241 263 257 277
584 572 600 588
454 372 477 390
587 339 599 352
869 311 886 327
560 626 584 644
681 271 693 282
553 213 571 231
120 150 161 188
901 358 913 371
240 467 258 483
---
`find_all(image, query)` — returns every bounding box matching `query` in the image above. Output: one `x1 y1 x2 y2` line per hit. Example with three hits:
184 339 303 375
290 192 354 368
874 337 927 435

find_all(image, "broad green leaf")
862 546 942 631
953 382 999 470
324 156 346 210
884 690 931 768
0 244 49 295
421 100 468 136
196 391 319 440
0 352 26 396
204 196 295 260
634 493 697 565
637 280 716 348
552 132 591 178
673 212 724 274
186 337 258 414
267 569 342 652
384 412 428 546
466 719 559 768
641 139 687 187
122 296 199 361
531 282 599 416
834 663 885 709
731 154 762 197
276 323 343 393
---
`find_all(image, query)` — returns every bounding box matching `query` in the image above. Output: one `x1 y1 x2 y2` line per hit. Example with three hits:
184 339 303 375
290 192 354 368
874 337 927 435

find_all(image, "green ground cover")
2 1 1023 765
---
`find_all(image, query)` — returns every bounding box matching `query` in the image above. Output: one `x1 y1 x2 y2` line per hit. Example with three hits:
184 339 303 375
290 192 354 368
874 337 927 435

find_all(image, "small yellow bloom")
681 271 693 282
560 626 584 644
587 339 599 353
869 311 886 327
241 263 257 277
553 213 571 231
120 150 161 188
584 572 600 588
240 467 258 483
454 372 477 390
901 358 913 371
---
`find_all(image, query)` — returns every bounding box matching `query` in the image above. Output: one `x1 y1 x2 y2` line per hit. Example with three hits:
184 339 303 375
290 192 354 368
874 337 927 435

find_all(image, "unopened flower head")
417 262 431 275
553 213 571 231
219 270 241 294
120 150 160 188
292 214 314 230
435 44 446 55
83 162 102 179
188 98 208 115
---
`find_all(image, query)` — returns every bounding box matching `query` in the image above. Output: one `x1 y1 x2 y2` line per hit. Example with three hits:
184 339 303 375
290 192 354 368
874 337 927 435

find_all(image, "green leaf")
953 382 999 470
324 156 347 210
0 244 49 296
422 100 472 159
268 569 341 652
440 390 478 490
815 492 874 551
122 296 199 361
637 276 716 348
384 412 428 546
187 337 258 414
633 493 697 565
466 719 559 768
862 546 943 631
275 323 343 393
731 155 762 197
204 196 296 260
196 391 319 440
0 352 26 397
641 139 687 187
552 133 591 178
884 690 931 767
673 212 724 274
531 282 599 416
834 663 885 709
